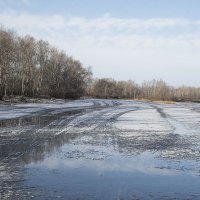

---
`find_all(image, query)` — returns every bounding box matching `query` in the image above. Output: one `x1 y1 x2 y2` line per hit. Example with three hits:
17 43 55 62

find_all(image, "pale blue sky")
1 0 200 19
1 0 200 86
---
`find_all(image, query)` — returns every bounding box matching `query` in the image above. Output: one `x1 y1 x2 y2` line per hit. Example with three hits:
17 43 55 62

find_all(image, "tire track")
0 99 124 199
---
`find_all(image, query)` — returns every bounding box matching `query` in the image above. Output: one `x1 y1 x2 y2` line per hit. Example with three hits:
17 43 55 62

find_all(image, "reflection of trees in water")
0 109 85 199
0 131 80 199
0 108 84 160
1 103 195 199
0 115 56 128
1 132 80 165
0 109 83 129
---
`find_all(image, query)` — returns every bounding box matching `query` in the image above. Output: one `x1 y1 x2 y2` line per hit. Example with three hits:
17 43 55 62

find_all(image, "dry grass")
130 98 176 104
152 100 176 104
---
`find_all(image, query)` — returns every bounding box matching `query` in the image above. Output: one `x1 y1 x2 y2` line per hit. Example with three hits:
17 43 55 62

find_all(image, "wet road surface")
1 99 200 200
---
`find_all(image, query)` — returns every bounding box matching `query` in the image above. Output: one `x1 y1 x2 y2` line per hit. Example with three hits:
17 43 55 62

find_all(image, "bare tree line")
0 27 91 99
91 78 200 102
1 27 200 102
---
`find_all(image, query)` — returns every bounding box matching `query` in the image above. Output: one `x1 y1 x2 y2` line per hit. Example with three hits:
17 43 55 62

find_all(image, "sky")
1 0 200 86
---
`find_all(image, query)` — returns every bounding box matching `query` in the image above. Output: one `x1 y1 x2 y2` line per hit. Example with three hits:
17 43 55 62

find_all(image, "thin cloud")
0 12 200 86
0 12 195 35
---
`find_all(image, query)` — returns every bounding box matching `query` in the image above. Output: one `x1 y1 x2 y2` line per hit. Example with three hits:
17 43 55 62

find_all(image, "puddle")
0 110 83 129
21 137 200 200
1 100 200 200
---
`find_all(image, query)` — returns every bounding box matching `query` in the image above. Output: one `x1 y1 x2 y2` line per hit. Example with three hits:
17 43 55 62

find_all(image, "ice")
0 99 99 120
115 108 172 135
162 104 200 134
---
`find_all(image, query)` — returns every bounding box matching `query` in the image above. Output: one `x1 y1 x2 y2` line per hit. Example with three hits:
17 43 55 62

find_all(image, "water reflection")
24 146 200 200
0 128 198 173
1 101 200 199
0 109 84 128
29 151 178 176
19 130 200 199
0 109 83 199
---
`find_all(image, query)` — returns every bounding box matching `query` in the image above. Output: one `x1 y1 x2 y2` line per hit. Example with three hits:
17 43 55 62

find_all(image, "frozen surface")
115 109 172 134
0 99 118 120
1 99 200 199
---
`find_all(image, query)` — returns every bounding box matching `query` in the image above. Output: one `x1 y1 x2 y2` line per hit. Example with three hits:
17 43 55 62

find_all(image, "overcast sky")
1 0 200 86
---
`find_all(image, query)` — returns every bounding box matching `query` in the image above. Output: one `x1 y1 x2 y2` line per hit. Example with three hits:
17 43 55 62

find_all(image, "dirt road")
1 99 200 199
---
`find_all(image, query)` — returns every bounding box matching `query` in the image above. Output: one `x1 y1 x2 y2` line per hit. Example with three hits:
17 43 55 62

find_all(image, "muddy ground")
0 99 200 200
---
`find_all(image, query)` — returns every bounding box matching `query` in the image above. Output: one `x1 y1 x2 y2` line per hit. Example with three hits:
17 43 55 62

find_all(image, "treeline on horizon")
1 27 200 102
